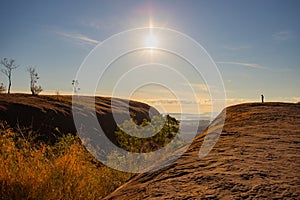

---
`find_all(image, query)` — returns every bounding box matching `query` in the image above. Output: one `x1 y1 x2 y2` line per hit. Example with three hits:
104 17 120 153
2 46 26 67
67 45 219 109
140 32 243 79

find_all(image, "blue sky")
0 0 299 113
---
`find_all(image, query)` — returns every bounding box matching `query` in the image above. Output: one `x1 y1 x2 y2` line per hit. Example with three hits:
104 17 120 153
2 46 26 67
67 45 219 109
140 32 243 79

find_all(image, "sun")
144 18 159 48
145 34 158 48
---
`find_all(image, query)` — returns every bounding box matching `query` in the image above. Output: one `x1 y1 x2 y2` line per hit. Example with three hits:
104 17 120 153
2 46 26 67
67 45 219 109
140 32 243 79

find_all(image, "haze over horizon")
0 0 299 115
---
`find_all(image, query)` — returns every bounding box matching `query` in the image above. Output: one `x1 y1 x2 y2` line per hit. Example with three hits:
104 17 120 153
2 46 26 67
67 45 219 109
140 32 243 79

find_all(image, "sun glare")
145 34 158 48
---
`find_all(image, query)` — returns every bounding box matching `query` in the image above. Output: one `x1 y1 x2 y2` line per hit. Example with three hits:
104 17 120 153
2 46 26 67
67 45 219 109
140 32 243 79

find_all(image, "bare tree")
27 67 43 95
0 58 19 94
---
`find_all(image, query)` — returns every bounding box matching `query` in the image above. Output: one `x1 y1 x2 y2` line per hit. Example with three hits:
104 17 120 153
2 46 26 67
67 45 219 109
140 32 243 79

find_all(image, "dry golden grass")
0 122 132 200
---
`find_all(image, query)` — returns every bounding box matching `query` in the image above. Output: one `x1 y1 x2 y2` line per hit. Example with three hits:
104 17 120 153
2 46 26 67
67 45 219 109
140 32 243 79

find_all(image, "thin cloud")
56 31 100 45
292 97 300 102
216 61 270 70
144 99 205 105
272 31 293 41
80 18 119 31
146 98 267 107
225 98 257 106
181 83 209 92
189 83 209 92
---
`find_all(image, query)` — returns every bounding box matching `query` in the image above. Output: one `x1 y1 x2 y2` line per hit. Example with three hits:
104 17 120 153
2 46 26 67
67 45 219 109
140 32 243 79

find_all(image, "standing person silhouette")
261 94 264 103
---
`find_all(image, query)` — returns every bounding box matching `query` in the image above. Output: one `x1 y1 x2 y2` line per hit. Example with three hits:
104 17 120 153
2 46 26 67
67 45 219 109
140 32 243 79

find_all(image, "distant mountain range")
167 112 220 121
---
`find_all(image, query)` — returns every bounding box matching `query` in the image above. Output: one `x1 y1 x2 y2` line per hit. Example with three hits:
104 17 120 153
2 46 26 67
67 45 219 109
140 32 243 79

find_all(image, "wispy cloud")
292 97 300 102
188 83 209 92
216 61 270 70
144 99 214 106
56 31 100 45
80 18 119 31
225 98 257 106
272 31 293 41
146 97 273 107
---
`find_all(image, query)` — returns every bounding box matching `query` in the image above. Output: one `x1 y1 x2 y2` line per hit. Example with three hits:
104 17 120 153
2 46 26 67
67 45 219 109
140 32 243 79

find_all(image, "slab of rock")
105 103 300 199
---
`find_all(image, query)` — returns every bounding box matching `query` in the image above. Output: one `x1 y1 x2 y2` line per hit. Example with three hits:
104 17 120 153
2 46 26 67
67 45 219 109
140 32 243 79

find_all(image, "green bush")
115 114 180 153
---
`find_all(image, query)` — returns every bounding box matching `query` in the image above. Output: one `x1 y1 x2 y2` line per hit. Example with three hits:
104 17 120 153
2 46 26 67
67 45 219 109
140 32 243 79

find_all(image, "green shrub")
115 114 180 153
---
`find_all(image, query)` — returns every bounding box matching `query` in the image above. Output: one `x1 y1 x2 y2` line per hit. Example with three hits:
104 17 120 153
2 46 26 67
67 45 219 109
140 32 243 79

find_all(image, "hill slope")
0 94 158 143
105 102 300 199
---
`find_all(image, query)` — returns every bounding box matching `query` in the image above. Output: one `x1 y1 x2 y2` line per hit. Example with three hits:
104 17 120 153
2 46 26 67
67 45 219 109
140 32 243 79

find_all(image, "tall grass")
0 121 131 200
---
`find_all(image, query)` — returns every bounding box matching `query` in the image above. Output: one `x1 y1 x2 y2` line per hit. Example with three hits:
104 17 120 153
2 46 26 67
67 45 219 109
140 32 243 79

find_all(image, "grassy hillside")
0 121 132 199
0 94 158 144
0 94 178 199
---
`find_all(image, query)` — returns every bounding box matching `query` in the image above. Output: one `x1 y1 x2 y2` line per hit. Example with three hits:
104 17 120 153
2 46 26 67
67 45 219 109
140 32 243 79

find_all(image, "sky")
0 0 299 115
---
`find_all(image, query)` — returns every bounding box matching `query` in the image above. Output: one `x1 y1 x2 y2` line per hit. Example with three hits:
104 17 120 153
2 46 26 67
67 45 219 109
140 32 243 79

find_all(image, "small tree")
0 83 6 93
0 58 19 94
56 90 62 101
72 80 80 93
27 67 43 95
